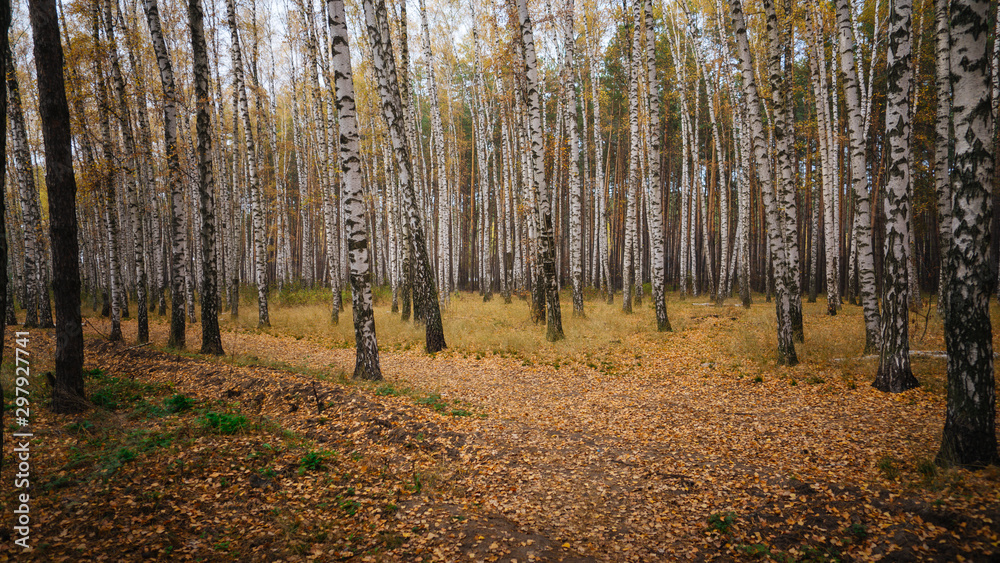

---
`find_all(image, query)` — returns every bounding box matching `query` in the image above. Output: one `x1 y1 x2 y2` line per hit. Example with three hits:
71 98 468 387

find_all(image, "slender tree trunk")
517 0 564 341
327 0 381 379
93 7 124 343
187 0 223 354
415 0 446 306
837 0 882 353
362 0 445 352
225 0 269 327
730 0 797 365
737 106 752 308
560 0 584 317
622 1 642 314
807 5 839 315
28 0 86 411
143 0 187 349
1 0 11 462
934 0 953 317
875 0 918 392
6 51 42 329
101 0 147 343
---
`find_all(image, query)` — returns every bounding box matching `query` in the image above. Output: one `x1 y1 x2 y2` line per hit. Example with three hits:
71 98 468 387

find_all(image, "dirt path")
79 315 999 562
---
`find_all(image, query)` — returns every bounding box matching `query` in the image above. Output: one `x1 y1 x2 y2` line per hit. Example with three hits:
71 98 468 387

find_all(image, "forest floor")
1 290 999 562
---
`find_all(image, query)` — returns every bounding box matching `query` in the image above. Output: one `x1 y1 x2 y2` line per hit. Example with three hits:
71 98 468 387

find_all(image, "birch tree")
933 0 951 317
642 0 669 330
100 0 148 343
28 0 86 411
417 0 448 305
764 0 802 342
622 1 642 314
1 0 10 459
874 0 918 392
730 0 796 365
936 0 998 468
143 0 187 348
94 6 124 343
6 51 46 329
836 0 881 353
362 0 446 352
226 0 270 328
517 0 564 341
187 0 223 355
560 0 584 317
328 0 382 379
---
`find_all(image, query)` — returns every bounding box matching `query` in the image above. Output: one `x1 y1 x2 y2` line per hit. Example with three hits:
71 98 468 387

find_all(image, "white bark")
837 0 881 352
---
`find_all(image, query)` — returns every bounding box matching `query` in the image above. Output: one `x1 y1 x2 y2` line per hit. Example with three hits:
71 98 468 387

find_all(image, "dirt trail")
82 315 999 561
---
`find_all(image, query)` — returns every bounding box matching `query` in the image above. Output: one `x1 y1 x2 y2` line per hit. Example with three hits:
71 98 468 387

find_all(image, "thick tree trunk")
764 0 802 343
642 0 669 330
936 0 998 468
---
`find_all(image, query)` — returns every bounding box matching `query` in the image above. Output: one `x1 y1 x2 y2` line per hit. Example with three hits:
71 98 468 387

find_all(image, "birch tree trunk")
936 0 998 468
807 5 839 315
517 0 564 341
143 0 187 348
28 0 86 411
737 104 752 308
837 0 882 353
187 0 223 355
5 52 43 329
642 0 669 330
552 0 583 317
327 0 381 379
730 0 797 365
94 7 124 343
395 0 415 322
101 0 148 343
416 0 447 305
584 13 610 301
764 0 802 342
934 0 952 318
1 0 8 463
874 0 918 392
622 1 642 314
362 0 445 352
225 0 270 327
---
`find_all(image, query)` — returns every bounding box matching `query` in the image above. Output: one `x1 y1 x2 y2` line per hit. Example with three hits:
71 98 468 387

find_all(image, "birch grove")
5 0 998 468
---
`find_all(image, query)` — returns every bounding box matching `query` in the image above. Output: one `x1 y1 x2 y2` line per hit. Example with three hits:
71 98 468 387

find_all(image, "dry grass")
219 289 674 363
78 285 1000 400
725 292 1000 395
